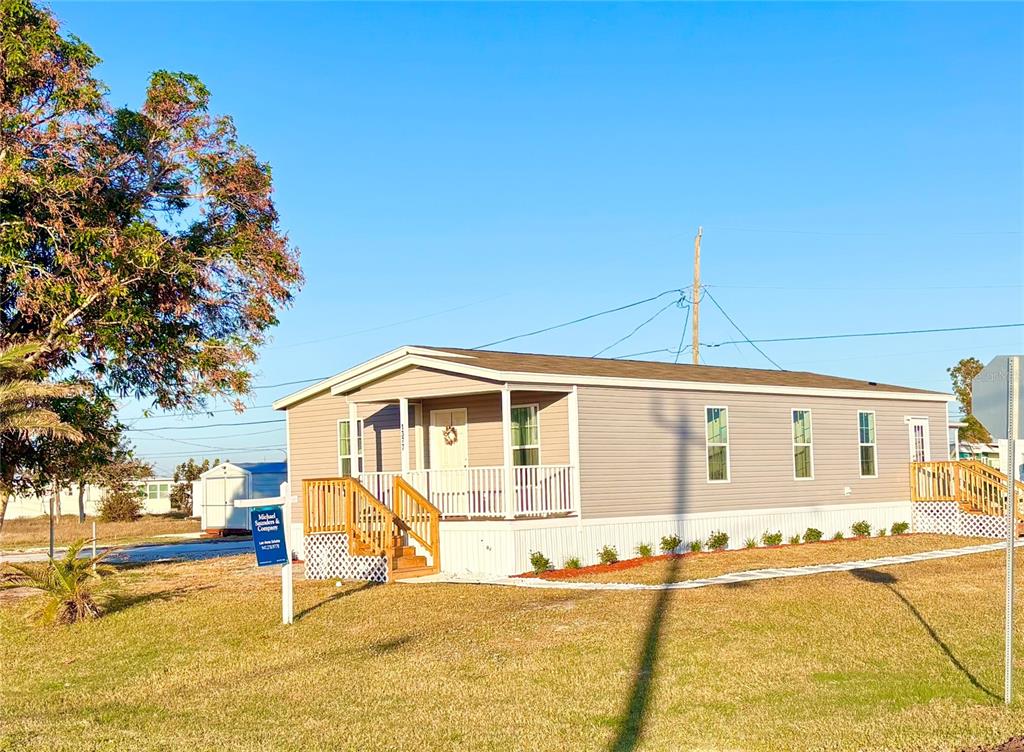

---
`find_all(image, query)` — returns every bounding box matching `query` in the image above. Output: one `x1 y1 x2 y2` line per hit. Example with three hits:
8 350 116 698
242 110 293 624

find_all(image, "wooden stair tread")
391 565 436 580
394 554 428 569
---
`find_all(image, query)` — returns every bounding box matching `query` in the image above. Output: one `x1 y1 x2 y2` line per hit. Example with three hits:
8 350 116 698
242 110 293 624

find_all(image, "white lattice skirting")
912 501 1010 539
303 532 389 582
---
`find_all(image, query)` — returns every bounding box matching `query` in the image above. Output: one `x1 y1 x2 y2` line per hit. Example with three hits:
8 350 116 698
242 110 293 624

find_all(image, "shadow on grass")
295 581 377 621
104 585 214 615
850 568 999 701
608 393 693 752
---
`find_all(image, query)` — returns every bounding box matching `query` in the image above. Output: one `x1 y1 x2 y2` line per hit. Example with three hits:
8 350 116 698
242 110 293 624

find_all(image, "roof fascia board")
327 353 950 403
272 346 417 410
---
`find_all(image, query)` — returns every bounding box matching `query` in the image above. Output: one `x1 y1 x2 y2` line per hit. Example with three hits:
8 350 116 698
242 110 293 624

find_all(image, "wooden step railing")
393 477 441 574
344 478 397 560
911 460 1024 519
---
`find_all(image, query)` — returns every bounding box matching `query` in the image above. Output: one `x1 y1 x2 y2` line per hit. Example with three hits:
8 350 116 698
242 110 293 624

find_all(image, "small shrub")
635 543 654 558
597 545 619 565
706 530 729 551
891 521 910 535
563 557 581 569
744 537 757 549
761 530 783 547
833 531 845 540
660 534 682 554
529 551 552 574
98 488 143 523
1 539 115 624
689 540 703 553
788 534 801 545
803 527 823 543
851 520 872 537
876 528 887 537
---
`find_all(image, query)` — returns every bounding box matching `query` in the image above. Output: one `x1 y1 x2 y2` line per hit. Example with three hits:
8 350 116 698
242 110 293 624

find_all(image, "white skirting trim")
912 501 1010 539
303 532 389 583
439 501 917 577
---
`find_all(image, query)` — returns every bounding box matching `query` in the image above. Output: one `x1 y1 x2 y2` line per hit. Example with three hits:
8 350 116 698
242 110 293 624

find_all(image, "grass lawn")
564 534 993 584
3 546 1024 751
0 514 201 551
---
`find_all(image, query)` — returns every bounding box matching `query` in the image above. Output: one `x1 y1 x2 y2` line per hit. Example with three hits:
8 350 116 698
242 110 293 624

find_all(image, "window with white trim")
792 409 813 479
858 411 877 477
705 406 730 482
511 405 540 466
338 418 364 476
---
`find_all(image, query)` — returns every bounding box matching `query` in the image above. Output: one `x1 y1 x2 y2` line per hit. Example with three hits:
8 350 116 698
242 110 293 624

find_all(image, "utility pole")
692 226 702 365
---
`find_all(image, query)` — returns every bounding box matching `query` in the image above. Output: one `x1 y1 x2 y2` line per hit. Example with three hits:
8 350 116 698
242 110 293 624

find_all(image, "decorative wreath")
442 425 458 446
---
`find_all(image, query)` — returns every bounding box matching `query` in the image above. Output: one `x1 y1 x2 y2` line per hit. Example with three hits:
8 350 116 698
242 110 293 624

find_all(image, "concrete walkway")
409 539 1024 591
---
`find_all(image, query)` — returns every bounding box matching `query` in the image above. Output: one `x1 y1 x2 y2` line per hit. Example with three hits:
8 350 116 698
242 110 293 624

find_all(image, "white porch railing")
359 464 575 519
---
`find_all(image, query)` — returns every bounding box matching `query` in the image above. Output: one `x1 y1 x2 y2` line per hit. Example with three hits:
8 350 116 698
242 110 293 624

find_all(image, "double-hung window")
705 407 730 482
338 418 364 476
858 411 877 477
511 405 540 466
792 410 813 479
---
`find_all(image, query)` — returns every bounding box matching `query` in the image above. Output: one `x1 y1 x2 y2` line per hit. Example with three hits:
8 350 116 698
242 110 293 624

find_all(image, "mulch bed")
515 534 917 580
960 737 1024 752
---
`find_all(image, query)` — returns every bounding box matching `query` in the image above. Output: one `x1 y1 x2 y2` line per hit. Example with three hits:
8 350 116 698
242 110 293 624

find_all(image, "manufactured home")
271 346 1024 581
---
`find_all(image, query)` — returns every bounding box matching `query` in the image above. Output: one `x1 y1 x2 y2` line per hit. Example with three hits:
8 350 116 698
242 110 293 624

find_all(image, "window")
511 405 540 466
705 406 730 482
338 418 364 476
858 411 877 477
792 410 813 479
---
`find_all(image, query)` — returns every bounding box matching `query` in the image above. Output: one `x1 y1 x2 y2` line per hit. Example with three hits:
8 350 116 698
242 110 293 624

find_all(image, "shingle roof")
415 346 945 396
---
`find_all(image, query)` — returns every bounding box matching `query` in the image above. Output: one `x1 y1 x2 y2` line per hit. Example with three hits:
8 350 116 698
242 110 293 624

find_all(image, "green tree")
948 357 993 444
170 457 214 516
1 0 303 411
0 340 85 528
96 457 153 523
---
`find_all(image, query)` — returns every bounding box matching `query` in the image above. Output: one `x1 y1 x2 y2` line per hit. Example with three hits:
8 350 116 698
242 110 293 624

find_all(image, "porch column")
399 396 410 477
568 385 582 518
348 400 359 478
501 385 515 519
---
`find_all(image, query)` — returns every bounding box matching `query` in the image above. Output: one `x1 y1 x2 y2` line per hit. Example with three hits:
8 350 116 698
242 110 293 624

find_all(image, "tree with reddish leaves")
0 0 303 519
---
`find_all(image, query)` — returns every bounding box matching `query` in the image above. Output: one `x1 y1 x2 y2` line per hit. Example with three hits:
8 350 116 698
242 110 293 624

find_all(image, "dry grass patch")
0 514 200 551
2 549 1024 751
568 534 992 584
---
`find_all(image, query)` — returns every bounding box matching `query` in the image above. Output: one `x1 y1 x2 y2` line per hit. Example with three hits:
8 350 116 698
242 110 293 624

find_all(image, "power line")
706 282 1024 292
613 322 1024 360
591 298 683 357
127 419 285 432
136 445 286 459
124 403 275 422
703 289 784 370
473 289 685 350
270 294 507 350
135 426 284 445
253 377 328 390
704 224 1022 237
673 304 691 365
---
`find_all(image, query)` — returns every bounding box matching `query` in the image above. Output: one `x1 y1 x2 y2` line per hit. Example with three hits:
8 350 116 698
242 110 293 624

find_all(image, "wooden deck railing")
911 460 1024 519
393 477 441 574
302 478 348 535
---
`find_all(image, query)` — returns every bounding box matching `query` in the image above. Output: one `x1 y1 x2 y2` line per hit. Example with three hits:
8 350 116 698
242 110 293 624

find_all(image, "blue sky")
53 2 1024 474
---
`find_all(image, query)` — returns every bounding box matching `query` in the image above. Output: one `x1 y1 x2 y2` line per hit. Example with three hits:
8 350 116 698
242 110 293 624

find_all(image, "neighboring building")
5 477 174 520
194 461 288 534
957 441 1000 467
274 346 952 579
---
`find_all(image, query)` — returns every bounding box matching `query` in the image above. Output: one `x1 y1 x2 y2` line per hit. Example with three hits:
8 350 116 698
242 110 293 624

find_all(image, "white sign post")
972 354 1022 705
237 483 294 626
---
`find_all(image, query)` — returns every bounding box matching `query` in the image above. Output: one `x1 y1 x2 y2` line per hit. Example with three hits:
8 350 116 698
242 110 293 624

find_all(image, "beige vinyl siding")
350 366 502 401
577 385 948 519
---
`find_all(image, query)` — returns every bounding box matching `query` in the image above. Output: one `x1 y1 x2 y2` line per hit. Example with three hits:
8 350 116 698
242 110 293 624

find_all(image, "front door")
907 417 931 463
429 409 469 514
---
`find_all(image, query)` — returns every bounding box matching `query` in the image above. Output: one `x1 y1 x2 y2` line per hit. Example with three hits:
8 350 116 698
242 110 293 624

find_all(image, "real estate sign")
250 506 289 567
973 355 1024 441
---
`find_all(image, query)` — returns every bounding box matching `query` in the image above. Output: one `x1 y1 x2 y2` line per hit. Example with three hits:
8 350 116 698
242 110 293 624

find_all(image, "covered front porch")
334 373 582 521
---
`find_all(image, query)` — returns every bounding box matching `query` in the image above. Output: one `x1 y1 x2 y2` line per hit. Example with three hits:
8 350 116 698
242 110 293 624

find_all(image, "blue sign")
250 506 289 567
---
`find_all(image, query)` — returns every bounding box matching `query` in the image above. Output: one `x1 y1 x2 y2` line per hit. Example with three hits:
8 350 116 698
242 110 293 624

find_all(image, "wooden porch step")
396 545 417 558
392 565 436 581
394 553 428 569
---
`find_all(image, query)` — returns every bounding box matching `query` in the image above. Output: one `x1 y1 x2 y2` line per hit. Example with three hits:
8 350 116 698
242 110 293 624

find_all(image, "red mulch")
960 737 1024 752
515 534 916 580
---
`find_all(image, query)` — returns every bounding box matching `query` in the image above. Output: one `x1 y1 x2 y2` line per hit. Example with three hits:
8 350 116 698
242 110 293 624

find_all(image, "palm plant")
0 339 84 440
2 538 116 624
